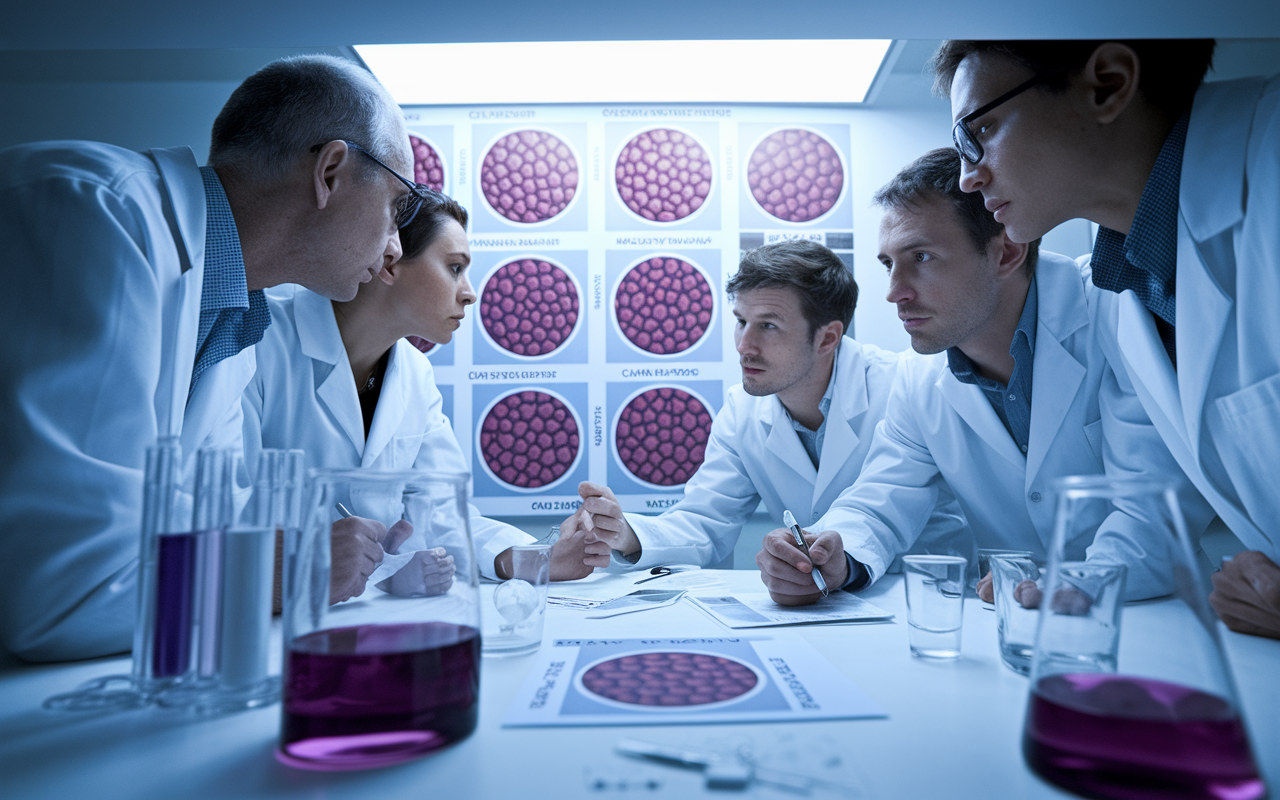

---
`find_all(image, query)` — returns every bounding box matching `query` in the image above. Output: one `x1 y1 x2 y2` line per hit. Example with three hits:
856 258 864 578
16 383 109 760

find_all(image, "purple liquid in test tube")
152 532 198 678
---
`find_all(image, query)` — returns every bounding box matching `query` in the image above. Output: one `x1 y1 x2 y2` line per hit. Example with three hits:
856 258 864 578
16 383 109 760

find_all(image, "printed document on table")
689 591 892 629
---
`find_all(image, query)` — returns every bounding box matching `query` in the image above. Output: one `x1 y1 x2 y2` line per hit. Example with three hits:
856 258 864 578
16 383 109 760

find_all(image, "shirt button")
1030 491 1042 503
1008 394 1016 401
1021 445 1028 453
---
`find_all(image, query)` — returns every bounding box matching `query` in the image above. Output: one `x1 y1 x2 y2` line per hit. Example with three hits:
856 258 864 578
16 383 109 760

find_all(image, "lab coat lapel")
296 290 365 458
1117 293 1182 443
1174 221 1231 456
813 345 865 505
1026 266 1087 487
362 342 409 468
938 370 1025 470
149 147 204 439
764 398 818 486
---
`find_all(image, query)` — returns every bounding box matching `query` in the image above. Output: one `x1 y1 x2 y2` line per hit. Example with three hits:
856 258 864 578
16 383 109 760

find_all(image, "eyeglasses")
952 66 1068 165
310 140 446 228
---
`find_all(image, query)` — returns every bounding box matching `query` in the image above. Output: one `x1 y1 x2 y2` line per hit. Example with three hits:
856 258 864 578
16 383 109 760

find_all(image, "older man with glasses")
0 55 414 662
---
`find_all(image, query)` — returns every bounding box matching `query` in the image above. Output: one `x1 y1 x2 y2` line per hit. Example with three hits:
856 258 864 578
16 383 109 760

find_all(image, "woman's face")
398 217 475 344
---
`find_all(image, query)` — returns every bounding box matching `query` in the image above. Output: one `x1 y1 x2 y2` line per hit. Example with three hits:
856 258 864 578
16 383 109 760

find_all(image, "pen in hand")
783 509 828 597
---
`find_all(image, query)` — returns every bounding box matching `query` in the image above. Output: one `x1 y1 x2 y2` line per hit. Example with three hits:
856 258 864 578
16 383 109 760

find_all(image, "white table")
1 571 1276 799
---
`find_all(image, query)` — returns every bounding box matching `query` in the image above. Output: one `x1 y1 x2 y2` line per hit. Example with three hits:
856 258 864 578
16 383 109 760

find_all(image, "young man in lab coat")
757 148 1214 606
0 55 413 662
935 40 1280 639
573 240 968 576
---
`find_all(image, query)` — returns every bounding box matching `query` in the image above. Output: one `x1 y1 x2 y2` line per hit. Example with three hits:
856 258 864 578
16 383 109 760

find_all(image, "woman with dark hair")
244 187 589 603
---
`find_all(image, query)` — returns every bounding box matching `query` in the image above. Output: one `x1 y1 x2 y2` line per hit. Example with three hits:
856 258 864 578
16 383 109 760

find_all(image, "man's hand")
577 482 641 568
330 516 387 604
1210 550 1280 640
756 528 849 606
384 548 455 597
548 513 594 581
977 571 994 603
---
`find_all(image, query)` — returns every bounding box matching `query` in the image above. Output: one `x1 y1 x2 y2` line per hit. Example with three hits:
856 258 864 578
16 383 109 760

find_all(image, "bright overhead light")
355 40 893 105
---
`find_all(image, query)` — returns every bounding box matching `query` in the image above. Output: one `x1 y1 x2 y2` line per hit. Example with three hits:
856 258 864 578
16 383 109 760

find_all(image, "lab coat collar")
295 288 365 457
814 341 868 503
1025 257 1088 486
1180 77 1264 243
362 341 411 468
148 146 204 439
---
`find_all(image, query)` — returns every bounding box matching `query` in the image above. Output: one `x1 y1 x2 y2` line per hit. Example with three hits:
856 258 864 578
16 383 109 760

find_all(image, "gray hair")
208 54 407 185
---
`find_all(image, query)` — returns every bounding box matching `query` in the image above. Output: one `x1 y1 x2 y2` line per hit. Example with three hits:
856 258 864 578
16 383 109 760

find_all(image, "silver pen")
335 502 353 518
782 509 828 597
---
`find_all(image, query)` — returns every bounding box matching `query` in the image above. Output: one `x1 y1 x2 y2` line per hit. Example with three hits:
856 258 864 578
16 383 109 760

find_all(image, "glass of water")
990 554 1042 674
902 555 967 659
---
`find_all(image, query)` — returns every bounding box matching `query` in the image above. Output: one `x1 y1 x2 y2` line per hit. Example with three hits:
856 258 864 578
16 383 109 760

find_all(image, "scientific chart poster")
400 104 856 516
501 635 885 727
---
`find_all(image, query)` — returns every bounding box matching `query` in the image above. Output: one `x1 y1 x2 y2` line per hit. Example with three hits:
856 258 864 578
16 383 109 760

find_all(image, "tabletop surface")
2 570 1276 800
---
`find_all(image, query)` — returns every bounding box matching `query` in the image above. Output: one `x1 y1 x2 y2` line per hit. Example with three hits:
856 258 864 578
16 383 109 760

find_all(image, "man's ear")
311 141 351 211
815 319 844 354
993 233 1030 280
1079 42 1142 126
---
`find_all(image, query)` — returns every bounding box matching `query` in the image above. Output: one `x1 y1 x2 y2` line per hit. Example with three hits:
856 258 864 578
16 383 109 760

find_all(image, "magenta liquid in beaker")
1024 673 1266 800
278 621 480 771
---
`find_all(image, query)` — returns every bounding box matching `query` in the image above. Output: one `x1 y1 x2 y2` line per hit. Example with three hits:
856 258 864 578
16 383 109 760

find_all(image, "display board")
401 104 857 516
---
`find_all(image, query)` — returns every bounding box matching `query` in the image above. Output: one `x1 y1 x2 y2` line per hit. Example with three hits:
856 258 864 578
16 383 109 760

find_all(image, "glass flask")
1024 476 1266 800
278 469 481 771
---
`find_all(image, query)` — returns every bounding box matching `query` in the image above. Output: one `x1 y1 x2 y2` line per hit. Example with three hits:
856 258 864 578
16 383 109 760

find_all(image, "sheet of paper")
689 591 892 629
502 634 886 727
547 566 725 608
585 589 686 618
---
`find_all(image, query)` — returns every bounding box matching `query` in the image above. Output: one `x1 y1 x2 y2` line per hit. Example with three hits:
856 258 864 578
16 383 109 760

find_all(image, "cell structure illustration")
405 335 435 354
580 652 759 708
480 391 580 490
747 129 844 223
615 257 713 356
480 259 580 357
616 388 712 487
480 130 579 224
410 135 445 192
615 128 713 223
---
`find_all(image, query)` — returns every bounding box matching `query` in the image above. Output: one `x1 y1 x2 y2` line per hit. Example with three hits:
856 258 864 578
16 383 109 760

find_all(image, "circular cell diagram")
480 129 579 224
747 128 845 224
578 652 761 709
479 258 580 358
405 335 435 354
479 390 581 490
615 387 713 487
614 256 713 356
409 134 445 192
615 128 713 224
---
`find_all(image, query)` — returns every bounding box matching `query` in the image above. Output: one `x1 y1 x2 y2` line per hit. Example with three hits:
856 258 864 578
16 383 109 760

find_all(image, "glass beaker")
278 469 481 771
1023 476 1266 800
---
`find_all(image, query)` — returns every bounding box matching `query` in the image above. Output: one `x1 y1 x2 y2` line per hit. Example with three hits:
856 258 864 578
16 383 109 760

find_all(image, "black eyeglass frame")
952 66 1069 165
309 140 446 228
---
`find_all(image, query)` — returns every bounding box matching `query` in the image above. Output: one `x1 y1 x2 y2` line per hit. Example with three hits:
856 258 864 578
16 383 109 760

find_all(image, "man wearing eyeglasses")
0 55 414 662
935 40 1280 640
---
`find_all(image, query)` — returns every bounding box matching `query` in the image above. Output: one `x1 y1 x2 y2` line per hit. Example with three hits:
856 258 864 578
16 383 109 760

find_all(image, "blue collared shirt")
1090 114 1187 367
784 353 838 470
191 167 270 392
946 277 1038 455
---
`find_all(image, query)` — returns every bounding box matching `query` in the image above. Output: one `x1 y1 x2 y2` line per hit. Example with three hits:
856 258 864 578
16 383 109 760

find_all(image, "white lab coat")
0 143 254 662
621 338 970 569
816 253 1216 601
1106 74 1280 557
243 286 530 580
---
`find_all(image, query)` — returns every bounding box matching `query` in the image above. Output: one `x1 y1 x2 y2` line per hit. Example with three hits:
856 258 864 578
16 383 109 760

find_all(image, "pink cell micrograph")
479 259 579 357
580 652 758 707
480 391 580 489
615 388 712 487
747 129 844 223
405 335 435 354
615 128 713 223
615 257 713 356
480 130 579 224
410 135 445 192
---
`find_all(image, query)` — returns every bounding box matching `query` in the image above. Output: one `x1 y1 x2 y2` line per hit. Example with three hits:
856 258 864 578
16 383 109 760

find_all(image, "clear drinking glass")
278 469 481 771
1024 476 1266 800
977 548 1034 593
482 543 551 656
990 554 1041 675
902 554 967 659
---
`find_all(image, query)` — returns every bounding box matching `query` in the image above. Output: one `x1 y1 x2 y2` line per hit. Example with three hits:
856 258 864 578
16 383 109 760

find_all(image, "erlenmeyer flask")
1023 476 1266 800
